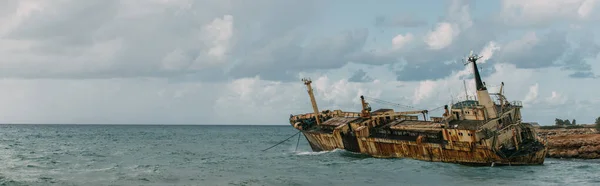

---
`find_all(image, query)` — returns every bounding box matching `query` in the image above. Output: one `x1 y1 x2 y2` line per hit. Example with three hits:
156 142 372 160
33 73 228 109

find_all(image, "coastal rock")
537 128 600 159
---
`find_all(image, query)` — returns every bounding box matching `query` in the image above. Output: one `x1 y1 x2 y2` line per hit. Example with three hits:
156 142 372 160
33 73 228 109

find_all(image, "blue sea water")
0 124 598 186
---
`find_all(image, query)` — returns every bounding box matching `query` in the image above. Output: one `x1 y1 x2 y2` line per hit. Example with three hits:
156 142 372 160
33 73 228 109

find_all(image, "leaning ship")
289 52 548 166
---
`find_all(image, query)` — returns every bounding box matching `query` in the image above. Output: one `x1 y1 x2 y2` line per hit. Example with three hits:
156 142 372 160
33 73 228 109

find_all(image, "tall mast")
469 51 486 91
465 51 498 119
302 78 321 125
463 79 468 100
499 82 505 108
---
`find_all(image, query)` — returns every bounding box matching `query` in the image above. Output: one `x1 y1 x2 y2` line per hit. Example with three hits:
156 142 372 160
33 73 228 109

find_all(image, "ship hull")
356 137 547 166
302 131 336 152
300 130 547 166
301 131 361 153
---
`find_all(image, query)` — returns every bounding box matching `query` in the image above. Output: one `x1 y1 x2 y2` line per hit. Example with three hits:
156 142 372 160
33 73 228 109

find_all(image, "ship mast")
463 79 468 100
499 82 504 106
464 51 498 119
302 78 321 125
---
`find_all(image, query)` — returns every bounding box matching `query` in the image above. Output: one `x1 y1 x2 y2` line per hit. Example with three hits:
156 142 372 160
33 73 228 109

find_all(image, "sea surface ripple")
0 125 598 186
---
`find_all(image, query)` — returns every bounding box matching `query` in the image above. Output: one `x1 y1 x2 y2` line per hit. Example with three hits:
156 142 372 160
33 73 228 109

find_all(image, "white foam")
293 149 343 156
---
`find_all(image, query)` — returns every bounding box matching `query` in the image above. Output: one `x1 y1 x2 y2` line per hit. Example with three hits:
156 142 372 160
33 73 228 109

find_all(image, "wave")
292 149 344 156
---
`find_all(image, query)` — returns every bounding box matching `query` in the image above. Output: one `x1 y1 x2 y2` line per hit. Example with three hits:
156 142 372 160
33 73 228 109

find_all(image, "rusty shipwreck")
289 52 548 166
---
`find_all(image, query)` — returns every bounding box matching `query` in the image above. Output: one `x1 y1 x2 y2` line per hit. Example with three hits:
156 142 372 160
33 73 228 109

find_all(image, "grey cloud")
0 67 227 83
0 1 18 17
389 0 598 82
2 0 598 84
390 0 596 82
493 29 599 78
7 1 119 47
0 78 225 124
347 50 401 65
395 63 457 81
348 69 373 82
569 71 596 79
495 31 568 69
494 0 600 29
228 28 378 81
0 0 326 82
456 63 497 81
560 30 600 77
387 0 501 82
394 19 497 81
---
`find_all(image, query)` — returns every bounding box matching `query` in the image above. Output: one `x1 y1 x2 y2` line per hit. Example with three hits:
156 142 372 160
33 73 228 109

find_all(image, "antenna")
449 88 454 107
463 79 468 100
462 50 472 66
463 50 483 66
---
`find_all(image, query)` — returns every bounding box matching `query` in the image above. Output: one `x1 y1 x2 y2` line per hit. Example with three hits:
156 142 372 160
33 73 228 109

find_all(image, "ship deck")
448 119 486 130
375 118 488 132
320 117 360 127
378 120 444 132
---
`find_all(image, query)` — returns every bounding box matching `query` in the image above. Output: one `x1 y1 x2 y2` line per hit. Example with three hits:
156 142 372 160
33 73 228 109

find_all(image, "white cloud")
578 0 597 18
0 0 599 126
203 14 233 61
392 33 414 49
447 0 473 29
0 62 598 125
162 49 192 70
421 0 472 50
206 62 599 125
500 0 600 27
0 0 325 80
523 83 540 106
478 41 500 64
545 91 568 105
412 80 436 104
0 78 222 124
502 32 539 55
425 22 457 50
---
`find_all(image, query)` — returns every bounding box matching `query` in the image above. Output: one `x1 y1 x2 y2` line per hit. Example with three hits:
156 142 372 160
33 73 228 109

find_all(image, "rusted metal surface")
448 120 486 130
352 131 546 165
371 109 393 113
392 120 435 126
290 52 548 166
443 129 477 143
302 131 342 151
320 117 360 127
302 78 322 125
293 111 548 166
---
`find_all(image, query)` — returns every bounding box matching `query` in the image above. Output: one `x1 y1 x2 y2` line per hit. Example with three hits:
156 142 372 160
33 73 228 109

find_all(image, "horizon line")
0 123 291 126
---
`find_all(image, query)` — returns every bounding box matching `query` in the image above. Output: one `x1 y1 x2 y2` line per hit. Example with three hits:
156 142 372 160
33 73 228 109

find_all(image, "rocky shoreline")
537 127 600 159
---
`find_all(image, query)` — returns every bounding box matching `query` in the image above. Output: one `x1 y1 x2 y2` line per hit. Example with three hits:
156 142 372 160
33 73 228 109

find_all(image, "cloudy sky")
1 0 599 125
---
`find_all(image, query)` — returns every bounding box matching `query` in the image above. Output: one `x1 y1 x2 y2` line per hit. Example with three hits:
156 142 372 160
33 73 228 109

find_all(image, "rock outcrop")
537 128 600 159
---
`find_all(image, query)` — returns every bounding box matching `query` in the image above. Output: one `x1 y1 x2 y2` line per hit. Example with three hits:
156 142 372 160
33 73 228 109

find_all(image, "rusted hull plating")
356 137 547 166
301 131 344 152
300 130 547 166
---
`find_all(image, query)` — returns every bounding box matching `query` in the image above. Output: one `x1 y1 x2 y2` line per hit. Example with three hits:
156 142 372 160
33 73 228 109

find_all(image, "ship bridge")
451 100 478 109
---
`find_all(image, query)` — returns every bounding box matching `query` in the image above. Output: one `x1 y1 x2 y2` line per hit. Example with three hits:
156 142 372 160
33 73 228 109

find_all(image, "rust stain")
294 115 547 166
353 136 546 165
288 52 548 166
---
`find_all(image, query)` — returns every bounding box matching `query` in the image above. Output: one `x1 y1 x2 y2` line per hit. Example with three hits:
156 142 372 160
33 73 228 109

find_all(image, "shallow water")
0 125 598 186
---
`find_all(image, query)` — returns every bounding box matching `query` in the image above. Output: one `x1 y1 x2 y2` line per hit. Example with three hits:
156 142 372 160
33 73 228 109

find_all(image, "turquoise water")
0 125 598 186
